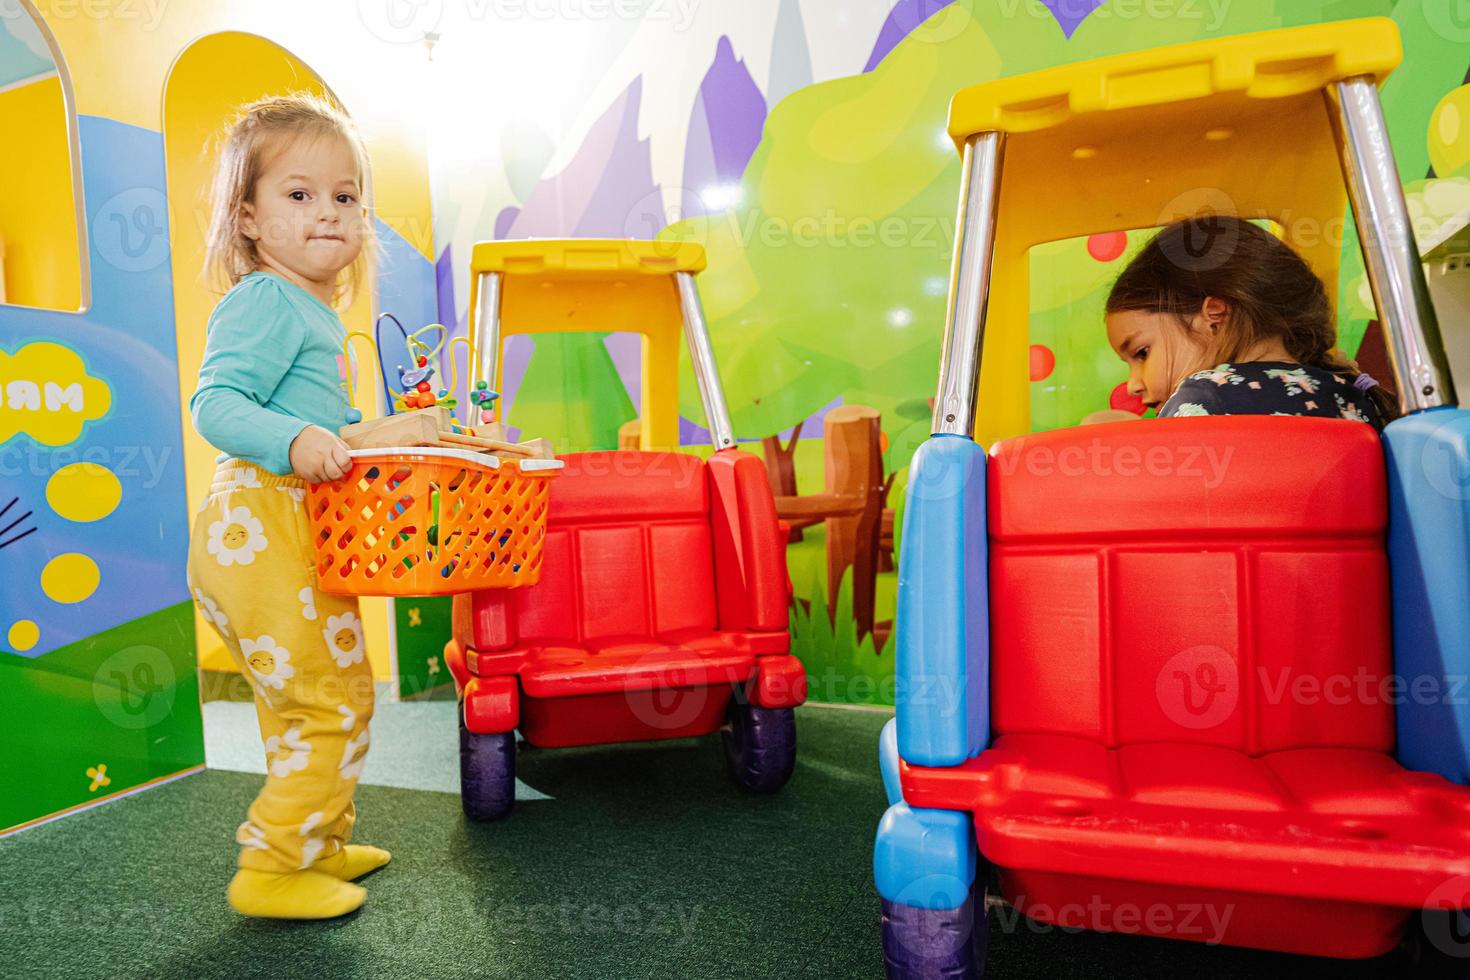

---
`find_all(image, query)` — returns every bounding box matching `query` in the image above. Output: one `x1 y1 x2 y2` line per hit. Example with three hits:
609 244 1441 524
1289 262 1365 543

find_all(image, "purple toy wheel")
721 699 796 794
459 707 515 821
880 883 987 979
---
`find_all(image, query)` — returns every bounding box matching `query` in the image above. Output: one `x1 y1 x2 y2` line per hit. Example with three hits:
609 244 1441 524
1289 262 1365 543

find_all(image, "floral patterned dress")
1159 361 1385 431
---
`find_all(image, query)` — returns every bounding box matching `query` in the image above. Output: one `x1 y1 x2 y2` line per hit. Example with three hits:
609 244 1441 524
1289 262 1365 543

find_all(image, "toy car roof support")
932 18 1457 445
466 239 735 452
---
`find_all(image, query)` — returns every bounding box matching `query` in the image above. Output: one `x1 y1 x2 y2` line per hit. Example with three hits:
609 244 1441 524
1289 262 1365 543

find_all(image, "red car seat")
450 449 804 749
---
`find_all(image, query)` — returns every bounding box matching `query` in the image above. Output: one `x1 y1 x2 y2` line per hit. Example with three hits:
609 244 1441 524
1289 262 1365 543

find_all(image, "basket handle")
342 331 384 414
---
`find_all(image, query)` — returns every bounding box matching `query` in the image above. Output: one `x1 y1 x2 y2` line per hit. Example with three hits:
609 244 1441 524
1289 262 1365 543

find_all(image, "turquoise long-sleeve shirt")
191 271 351 476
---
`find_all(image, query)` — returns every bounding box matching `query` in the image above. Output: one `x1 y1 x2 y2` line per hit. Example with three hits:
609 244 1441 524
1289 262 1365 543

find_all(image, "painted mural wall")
0 1 440 833
3 0 1468 835
421 0 1470 705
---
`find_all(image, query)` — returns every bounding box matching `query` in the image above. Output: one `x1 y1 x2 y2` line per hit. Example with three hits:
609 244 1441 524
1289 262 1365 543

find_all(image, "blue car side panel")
1384 408 1470 785
880 717 902 806
895 435 989 767
873 802 977 909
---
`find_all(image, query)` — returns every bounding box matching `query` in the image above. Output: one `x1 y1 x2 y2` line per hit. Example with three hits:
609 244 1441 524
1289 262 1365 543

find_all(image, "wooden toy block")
437 431 534 457
338 408 454 449
472 421 511 442
516 438 555 459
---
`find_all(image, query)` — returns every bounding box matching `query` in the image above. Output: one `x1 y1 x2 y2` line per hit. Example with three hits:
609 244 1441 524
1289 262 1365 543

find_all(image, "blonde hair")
205 91 377 311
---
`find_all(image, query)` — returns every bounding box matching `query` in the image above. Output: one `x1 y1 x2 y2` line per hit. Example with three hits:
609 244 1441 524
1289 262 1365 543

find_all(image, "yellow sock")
227 868 366 920
314 844 392 881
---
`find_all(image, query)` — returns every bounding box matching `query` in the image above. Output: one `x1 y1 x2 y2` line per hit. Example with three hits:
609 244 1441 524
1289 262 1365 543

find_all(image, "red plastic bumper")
450 634 804 746
746 654 807 709
462 674 518 734
899 735 1470 957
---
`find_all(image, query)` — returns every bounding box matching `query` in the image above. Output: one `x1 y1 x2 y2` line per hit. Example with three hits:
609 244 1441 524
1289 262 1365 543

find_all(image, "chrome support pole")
932 131 1005 436
1326 77 1456 413
471 270 503 410
675 270 736 450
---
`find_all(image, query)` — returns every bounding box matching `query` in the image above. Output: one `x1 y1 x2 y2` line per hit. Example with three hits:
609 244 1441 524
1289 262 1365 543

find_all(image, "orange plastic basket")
308 447 561 597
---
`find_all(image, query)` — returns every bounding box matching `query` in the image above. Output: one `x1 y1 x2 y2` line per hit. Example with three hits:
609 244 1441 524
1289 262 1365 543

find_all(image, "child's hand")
289 425 352 483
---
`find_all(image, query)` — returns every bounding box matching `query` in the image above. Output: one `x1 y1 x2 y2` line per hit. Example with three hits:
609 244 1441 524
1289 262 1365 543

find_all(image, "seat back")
986 417 1393 754
512 451 718 645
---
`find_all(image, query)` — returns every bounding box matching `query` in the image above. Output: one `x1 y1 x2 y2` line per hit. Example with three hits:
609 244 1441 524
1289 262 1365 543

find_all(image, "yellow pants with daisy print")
187 459 374 874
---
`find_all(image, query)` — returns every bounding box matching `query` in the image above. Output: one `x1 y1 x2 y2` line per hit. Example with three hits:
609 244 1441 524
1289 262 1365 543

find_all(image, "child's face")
1106 309 1212 411
241 134 365 292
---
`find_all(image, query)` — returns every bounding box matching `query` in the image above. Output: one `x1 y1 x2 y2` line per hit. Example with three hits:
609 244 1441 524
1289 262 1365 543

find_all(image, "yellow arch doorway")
163 33 392 681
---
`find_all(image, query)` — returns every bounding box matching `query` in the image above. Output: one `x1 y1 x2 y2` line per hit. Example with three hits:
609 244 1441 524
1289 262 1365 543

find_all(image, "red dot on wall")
1110 382 1146 415
1087 231 1128 262
1029 344 1055 382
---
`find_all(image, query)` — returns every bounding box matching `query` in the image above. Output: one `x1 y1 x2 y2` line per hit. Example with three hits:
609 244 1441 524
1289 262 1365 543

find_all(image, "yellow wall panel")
33 3 435 261
0 74 80 310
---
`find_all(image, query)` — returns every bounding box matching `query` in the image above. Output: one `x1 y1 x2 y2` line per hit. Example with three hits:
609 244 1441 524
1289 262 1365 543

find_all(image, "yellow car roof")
944 18 1402 447
470 239 707 278
948 18 1399 146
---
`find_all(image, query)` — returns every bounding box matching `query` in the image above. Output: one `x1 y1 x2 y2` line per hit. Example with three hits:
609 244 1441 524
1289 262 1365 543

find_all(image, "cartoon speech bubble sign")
0 341 111 446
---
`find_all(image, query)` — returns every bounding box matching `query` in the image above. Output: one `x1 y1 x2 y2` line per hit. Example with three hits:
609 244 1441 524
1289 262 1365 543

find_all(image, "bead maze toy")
306 316 563 597
874 19 1470 977
442 239 805 821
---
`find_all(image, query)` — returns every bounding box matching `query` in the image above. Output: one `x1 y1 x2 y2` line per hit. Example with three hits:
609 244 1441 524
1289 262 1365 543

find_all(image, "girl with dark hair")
1105 215 1396 429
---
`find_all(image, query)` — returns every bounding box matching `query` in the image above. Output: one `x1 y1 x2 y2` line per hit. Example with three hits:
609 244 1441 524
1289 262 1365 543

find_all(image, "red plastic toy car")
444 240 806 819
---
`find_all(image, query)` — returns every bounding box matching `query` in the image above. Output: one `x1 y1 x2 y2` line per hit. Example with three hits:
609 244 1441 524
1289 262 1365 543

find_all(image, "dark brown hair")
1106 216 1398 422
